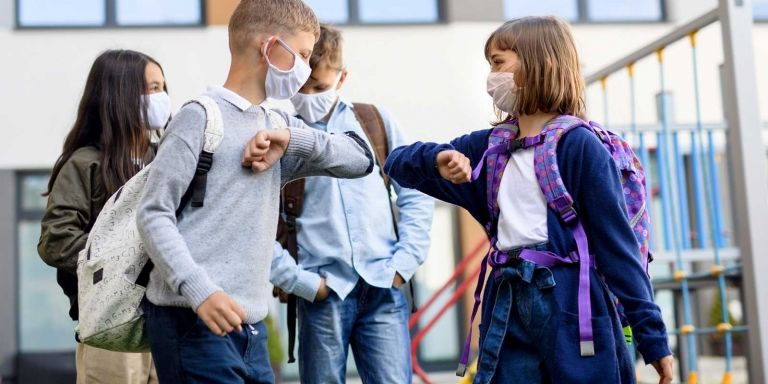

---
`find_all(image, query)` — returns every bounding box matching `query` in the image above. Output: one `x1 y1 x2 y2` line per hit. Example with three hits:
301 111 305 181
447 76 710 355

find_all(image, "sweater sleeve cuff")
179 269 222 310
291 270 323 302
429 144 455 179
638 339 672 365
285 128 316 159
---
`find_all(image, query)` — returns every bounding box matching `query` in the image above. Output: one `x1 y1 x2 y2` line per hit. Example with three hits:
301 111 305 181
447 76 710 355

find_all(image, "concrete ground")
284 356 749 384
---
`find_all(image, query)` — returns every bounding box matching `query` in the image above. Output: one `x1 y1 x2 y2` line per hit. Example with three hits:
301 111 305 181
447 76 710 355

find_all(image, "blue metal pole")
672 131 692 249
707 130 726 248
657 132 673 251
689 130 708 249
657 48 698 378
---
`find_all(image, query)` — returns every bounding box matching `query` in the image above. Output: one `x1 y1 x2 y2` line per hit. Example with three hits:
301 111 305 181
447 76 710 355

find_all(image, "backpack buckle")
560 206 578 223
284 214 297 231
506 138 525 153
553 195 578 223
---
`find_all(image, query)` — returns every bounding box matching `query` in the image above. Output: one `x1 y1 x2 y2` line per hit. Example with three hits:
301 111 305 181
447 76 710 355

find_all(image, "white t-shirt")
496 147 549 250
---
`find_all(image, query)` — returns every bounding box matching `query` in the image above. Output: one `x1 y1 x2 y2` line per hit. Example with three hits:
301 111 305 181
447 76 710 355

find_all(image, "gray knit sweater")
136 93 373 323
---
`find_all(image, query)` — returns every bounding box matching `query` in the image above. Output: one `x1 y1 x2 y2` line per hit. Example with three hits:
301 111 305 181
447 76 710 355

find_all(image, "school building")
1 0 767 383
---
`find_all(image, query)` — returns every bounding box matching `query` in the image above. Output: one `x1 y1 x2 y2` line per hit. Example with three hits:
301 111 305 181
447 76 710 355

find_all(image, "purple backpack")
458 115 650 375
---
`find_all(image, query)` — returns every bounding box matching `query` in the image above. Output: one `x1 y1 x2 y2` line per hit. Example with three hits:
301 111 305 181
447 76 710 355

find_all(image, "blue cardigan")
384 126 671 364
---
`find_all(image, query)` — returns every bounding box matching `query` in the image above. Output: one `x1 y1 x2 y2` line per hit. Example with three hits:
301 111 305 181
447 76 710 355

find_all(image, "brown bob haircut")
228 0 320 55
484 16 586 122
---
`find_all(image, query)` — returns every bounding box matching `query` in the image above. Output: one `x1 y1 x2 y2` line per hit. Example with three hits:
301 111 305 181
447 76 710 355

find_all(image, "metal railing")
584 1 768 382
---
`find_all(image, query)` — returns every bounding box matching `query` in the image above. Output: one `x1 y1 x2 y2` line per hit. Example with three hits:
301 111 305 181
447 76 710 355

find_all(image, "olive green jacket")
38 145 153 320
38 146 107 320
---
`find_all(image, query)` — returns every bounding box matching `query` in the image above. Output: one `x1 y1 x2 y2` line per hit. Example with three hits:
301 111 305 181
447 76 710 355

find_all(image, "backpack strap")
533 115 590 224
483 123 519 236
177 95 225 214
351 103 393 190
532 115 599 356
276 178 305 364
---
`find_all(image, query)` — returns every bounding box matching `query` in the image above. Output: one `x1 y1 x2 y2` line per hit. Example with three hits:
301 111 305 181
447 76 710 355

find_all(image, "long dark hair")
46 49 166 197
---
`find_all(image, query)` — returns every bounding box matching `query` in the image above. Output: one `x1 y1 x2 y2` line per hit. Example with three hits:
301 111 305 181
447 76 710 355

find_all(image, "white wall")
1 5 767 169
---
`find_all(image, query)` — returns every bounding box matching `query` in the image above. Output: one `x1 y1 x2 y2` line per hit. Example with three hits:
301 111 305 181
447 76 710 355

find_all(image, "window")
303 0 443 24
115 0 203 26
755 0 768 20
303 0 349 24
587 0 663 22
504 0 665 22
358 0 441 23
17 0 105 27
17 172 76 352
504 0 579 22
16 0 205 28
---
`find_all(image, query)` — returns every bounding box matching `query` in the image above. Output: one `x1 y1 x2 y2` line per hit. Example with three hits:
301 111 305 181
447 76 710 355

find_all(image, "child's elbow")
344 132 374 177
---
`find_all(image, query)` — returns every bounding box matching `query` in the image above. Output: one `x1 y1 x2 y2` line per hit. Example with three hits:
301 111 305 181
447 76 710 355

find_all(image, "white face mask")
487 71 518 114
143 91 171 130
290 73 342 123
263 37 312 100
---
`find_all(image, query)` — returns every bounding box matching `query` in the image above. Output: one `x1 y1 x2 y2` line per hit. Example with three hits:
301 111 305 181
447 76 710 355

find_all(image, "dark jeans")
143 301 275 384
474 260 635 384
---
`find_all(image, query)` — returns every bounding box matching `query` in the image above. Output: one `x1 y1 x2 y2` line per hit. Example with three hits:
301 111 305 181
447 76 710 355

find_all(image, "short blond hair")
228 0 320 54
485 16 586 121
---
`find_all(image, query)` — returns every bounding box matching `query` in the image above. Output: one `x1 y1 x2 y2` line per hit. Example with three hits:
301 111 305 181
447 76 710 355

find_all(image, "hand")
241 129 291 172
393 272 406 288
196 291 246 336
314 279 330 302
272 287 290 303
436 150 471 184
651 355 674 384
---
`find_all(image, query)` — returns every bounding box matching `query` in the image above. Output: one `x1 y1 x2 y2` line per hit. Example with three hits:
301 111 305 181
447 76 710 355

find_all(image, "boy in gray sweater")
136 1 373 383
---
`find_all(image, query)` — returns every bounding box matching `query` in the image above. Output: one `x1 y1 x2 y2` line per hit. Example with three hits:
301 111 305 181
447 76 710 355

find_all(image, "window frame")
15 0 207 29
314 0 446 26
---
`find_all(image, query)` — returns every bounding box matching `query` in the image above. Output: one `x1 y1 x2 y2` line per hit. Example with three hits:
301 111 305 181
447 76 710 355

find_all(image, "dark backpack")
276 103 404 363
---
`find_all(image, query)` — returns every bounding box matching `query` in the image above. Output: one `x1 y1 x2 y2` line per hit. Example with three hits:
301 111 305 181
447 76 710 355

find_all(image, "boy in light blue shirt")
270 24 434 383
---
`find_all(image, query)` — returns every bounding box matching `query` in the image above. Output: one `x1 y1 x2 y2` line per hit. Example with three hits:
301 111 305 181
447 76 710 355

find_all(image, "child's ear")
253 35 272 62
336 69 349 91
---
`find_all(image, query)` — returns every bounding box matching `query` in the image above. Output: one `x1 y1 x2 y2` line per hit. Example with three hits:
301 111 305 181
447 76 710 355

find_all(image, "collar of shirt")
207 86 270 112
321 97 353 127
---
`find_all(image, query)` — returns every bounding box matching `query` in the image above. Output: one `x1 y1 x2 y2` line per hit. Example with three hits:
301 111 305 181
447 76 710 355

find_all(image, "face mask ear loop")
262 36 281 68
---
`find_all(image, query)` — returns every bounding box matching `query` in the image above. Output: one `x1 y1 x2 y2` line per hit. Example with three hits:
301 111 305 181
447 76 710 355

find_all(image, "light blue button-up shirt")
270 99 434 301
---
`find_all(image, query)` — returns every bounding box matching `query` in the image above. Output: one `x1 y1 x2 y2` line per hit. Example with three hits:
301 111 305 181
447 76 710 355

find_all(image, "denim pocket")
550 311 620 383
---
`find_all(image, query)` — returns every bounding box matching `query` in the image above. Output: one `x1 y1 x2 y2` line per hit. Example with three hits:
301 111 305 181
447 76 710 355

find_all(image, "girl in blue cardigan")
384 17 674 384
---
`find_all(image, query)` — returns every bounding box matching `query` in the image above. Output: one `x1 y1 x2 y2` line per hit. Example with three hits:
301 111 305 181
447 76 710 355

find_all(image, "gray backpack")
75 95 224 352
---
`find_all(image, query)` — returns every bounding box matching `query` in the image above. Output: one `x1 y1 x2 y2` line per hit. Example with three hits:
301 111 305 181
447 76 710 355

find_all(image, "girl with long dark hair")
38 49 169 384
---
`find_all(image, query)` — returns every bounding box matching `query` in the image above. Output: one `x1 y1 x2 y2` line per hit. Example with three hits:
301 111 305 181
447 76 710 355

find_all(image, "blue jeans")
298 280 411 384
143 302 275 384
474 260 635 384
